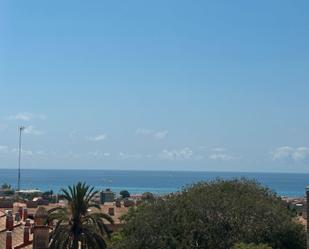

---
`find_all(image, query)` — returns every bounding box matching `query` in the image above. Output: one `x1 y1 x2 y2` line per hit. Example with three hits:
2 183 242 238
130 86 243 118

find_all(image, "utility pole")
17 126 25 192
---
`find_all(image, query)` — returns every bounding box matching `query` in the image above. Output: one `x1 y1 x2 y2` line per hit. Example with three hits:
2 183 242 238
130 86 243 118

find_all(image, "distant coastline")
0 168 308 197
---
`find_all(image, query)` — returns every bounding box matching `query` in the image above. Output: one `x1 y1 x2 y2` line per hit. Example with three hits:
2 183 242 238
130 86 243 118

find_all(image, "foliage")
48 182 114 249
113 179 306 249
233 242 272 249
43 190 53 198
1 183 12 189
107 232 125 248
3 189 15 196
120 190 130 199
141 192 154 201
1 183 14 196
18 191 41 201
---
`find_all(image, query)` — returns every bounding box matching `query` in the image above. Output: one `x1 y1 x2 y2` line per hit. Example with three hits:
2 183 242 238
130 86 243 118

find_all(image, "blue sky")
0 0 309 172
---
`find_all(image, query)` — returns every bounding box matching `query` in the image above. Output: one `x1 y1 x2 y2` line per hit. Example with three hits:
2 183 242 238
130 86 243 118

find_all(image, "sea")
0 169 308 197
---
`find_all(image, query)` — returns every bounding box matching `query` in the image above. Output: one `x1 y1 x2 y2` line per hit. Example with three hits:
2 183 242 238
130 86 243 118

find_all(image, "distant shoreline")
0 169 308 197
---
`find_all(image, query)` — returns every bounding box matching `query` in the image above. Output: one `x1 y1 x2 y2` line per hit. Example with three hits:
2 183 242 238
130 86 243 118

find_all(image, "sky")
0 0 309 172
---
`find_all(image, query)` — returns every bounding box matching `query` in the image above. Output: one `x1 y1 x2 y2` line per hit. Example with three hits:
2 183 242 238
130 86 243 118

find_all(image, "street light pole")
17 126 25 192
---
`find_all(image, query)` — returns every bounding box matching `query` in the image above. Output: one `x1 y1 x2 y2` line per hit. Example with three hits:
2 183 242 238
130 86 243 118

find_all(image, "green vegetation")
18 191 41 201
0 183 14 196
141 192 154 201
48 182 114 249
42 190 57 203
112 179 306 249
1 183 12 189
232 243 272 249
120 190 130 199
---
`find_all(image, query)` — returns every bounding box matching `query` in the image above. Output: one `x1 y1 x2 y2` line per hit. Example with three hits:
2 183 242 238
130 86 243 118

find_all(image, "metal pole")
17 126 25 192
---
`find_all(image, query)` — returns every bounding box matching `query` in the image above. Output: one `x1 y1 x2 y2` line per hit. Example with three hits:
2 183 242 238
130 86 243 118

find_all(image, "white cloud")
159 148 193 161
36 150 46 155
209 153 234 161
0 145 9 153
211 147 226 152
87 151 111 157
24 125 44 135
154 130 168 140
87 134 107 142
208 147 240 161
136 128 153 135
136 128 168 140
272 146 309 162
8 112 46 121
11 148 34 156
119 152 143 159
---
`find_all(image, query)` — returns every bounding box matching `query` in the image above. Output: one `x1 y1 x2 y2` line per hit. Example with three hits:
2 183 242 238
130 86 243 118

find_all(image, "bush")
113 179 306 249
1 183 12 189
120 190 130 199
141 192 154 201
3 189 15 196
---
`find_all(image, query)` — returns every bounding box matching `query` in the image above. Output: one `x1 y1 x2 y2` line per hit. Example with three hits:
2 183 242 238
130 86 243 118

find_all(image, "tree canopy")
1 183 11 189
141 192 154 201
48 182 114 249
113 179 306 249
119 190 130 199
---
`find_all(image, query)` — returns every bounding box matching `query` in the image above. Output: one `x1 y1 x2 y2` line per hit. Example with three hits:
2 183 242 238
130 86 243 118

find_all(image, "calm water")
0 169 308 197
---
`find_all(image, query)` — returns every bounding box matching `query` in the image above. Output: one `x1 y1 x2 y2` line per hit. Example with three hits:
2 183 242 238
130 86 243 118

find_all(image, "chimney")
25 218 31 227
24 226 30 244
6 212 14 231
23 208 28 221
15 212 21 222
33 207 49 249
6 231 12 249
18 206 23 220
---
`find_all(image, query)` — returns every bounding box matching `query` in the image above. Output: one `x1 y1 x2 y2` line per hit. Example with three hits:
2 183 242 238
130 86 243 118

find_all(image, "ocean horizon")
0 168 308 197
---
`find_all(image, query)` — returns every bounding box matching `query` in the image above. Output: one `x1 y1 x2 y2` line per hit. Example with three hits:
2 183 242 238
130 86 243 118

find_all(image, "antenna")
17 126 25 192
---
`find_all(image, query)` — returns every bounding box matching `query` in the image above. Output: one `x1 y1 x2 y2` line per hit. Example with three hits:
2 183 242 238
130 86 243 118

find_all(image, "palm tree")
48 182 114 249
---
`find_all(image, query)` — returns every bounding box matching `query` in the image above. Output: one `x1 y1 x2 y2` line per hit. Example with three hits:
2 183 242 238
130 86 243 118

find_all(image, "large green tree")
113 179 306 249
119 190 130 199
48 182 114 249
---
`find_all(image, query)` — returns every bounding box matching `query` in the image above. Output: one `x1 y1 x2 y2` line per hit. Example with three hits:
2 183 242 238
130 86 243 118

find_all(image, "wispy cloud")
211 147 226 152
119 152 143 160
136 128 168 140
154 130 168 140
11 148 34 156
87 151 111 157
159 148 193 161
208 148 239 161
209 153 234 161
87 134 107 142
24 125 44 135
8 112 46 121
0 145 9 153
272 146 309 162
1 146 46 156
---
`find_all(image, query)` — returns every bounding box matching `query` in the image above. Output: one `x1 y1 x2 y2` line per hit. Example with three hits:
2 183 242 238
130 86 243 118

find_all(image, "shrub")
113 179 306 249
120 190 130 199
